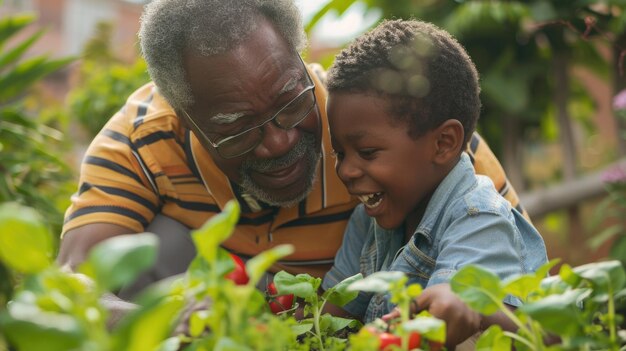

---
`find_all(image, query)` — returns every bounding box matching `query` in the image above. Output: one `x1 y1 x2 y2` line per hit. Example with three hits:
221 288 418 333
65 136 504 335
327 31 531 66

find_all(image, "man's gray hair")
139 0 307 111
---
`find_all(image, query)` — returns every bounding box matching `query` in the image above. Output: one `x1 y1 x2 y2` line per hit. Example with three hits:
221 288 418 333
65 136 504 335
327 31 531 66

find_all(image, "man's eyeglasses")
182 57 317 159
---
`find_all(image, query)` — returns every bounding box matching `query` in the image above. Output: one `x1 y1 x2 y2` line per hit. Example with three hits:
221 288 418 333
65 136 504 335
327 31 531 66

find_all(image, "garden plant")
1 199 625 350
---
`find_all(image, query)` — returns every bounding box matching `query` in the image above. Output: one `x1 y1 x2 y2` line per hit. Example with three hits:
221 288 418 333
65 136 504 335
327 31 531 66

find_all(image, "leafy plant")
0 8 74 236
273 270 362 350
67 20 150 137
589 90 626 267
451 259 626 350
347 272 446 351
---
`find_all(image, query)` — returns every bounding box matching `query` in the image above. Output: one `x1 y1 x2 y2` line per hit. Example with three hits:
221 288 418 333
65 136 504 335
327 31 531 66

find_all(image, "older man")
57 0 524 294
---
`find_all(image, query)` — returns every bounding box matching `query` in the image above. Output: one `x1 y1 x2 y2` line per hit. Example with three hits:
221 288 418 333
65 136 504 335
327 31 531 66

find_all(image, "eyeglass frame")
181 55 317 159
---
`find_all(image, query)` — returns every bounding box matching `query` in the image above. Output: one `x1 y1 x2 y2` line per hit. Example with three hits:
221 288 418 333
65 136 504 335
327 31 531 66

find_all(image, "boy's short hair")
327 19 480 144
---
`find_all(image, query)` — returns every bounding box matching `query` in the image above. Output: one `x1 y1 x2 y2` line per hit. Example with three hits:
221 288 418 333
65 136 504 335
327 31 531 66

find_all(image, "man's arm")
57 223 136 270
57 223 140 328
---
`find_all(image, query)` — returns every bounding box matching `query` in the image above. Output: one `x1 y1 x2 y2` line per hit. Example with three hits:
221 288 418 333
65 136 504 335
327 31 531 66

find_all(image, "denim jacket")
322 153 548 322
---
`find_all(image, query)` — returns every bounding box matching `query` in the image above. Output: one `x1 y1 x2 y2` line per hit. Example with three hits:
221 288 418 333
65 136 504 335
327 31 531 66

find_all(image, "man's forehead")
209 68 303 125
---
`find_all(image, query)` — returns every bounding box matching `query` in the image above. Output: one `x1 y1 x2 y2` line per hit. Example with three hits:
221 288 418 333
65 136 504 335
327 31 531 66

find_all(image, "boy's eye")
358 149 377 159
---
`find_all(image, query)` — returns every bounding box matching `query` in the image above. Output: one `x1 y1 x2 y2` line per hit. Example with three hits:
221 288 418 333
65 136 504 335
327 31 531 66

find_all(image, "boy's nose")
336 157 362 184
253 120 299 158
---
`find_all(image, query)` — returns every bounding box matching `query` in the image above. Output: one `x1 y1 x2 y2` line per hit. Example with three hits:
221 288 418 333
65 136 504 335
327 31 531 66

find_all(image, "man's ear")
433 119 464 164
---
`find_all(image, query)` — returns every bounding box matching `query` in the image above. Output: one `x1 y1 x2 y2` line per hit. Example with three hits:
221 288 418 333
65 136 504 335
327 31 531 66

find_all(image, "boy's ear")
433 119 464 164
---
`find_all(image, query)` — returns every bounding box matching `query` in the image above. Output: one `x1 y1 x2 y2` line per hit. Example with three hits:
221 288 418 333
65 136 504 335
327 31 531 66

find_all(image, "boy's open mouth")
357 192 383 208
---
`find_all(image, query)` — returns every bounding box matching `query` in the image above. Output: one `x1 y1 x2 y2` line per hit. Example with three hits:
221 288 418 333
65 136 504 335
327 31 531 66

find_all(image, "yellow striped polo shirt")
63 64 526 278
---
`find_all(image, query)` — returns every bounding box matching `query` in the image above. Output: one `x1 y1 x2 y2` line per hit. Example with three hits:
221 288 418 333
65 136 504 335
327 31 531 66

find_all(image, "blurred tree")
67 20 150 137
307 0 625 190
0 9 74 238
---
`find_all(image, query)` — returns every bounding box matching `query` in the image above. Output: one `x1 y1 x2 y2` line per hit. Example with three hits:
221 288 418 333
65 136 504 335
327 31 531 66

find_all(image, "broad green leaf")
450 265 505 315
189 309 210 337
348 271 405 293
519 289 588 337
112 295 185 351
246 244 294 286
574 260 626 293
80 232 157 291
0 302 85 351
0 202 52 273
214 337 253 351
155 337 182 351
291 322 313 335
503 259 559 301
402 313 446 343
475 325 511 351
324 273 362 307
192 200 239 264
273 271 318 299
319 314 360 334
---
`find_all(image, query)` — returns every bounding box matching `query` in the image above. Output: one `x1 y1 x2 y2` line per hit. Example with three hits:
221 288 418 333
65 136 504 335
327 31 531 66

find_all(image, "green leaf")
574 260 626 293
503 259 559 301
80 232 157 291
0 202 52 273
214 337 253 351
304 0 356 33
319 314 359 334
0 13 35 45
155 337 182 351
273 271 319 299
324 273 362 307
291 322 313 336
519 289 588 337
450 265 505 315
0 302 86 351
192 200 239 265
246 244 294 286
402 313 446 343
348 271 405 293
0 56 74 102
475 325 511 351
588 226 623 250
0 29 44 68
112 295 185 351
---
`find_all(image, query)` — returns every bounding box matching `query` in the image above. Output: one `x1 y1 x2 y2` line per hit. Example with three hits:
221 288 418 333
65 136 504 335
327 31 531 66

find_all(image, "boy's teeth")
358 192 383 208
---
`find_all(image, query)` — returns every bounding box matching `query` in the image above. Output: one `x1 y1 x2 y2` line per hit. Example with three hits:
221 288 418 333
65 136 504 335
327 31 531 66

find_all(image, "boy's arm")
382 283 517 349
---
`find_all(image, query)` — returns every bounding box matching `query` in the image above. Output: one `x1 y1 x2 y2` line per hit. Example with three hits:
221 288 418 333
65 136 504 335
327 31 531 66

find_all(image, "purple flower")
614 89 626 111
601 165 626 184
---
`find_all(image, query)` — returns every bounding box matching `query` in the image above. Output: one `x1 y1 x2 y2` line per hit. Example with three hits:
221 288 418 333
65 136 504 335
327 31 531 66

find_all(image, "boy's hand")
382 283 481 348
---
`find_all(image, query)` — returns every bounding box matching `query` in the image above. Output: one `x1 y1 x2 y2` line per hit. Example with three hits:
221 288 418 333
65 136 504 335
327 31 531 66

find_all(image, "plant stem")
503 331 534 350
607 284 617 348
313 298 325 351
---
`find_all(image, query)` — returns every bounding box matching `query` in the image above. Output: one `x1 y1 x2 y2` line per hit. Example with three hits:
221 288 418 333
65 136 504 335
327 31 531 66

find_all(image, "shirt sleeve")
62 114 160 236
322 205 373 317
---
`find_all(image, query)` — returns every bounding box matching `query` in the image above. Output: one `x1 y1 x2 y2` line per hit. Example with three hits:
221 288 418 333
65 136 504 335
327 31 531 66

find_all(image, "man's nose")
253 120 300 158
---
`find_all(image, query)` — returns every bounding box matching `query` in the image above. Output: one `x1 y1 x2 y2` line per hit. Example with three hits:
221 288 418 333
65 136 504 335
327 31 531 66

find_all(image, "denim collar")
413 152 476 243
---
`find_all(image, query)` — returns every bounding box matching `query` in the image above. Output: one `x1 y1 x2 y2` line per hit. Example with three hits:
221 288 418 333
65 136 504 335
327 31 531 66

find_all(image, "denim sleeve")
428 210 525 306
322 205 373 318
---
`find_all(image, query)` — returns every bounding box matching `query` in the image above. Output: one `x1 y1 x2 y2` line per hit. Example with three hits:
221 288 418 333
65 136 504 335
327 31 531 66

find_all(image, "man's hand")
383 283 481 349
69 272 139 329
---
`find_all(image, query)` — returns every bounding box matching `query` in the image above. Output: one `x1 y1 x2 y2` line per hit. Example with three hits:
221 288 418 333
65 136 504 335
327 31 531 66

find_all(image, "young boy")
321 19 548 347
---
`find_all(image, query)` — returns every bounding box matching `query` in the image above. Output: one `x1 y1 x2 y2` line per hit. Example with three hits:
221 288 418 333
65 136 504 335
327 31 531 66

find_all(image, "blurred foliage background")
1 0 626 268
